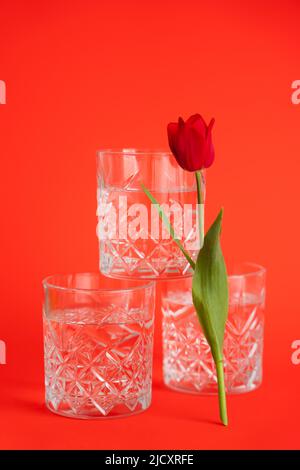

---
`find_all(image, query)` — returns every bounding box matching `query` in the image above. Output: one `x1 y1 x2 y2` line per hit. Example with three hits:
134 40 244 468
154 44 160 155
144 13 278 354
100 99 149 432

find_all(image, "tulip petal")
190 114 207 136
167 122 181 164
186 113 203 125
178 116 185 127
206 118 215 136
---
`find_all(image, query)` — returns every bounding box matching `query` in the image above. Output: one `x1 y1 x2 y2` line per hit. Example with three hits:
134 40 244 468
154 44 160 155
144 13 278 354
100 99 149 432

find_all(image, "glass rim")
228 262 266 279
97 148 172 157
42 272 155 294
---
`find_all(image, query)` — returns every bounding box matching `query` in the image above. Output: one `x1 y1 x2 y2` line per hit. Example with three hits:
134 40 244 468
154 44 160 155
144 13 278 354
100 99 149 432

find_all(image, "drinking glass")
162 263 266 394
97 149 205 279
43 273 155 418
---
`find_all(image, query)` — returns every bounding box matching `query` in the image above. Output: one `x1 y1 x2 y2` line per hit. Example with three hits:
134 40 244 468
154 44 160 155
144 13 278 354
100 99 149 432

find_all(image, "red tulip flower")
167 114 215 172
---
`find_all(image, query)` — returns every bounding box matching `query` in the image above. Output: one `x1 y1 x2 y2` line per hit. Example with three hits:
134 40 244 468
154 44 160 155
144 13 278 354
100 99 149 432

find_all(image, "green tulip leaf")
192 208 229 424
192 208 228 359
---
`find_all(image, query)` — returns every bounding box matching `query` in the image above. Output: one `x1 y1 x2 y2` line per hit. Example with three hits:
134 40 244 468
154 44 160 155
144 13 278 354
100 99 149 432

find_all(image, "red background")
0 0 300 449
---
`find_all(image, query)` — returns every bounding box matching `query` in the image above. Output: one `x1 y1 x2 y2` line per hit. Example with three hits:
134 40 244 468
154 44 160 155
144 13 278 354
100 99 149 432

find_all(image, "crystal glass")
97 149 205 279
43 273 155 418
162 263 266 394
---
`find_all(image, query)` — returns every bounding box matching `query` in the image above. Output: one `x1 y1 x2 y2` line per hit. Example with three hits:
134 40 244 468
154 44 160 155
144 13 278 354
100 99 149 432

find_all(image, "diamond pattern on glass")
162 291 264 394
97 188 199 279
44 307 154 418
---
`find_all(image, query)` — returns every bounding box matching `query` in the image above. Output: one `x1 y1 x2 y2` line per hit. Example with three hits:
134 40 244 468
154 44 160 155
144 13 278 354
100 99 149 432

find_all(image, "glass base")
100 252 195 280
163 376 262 396
45 392 151 419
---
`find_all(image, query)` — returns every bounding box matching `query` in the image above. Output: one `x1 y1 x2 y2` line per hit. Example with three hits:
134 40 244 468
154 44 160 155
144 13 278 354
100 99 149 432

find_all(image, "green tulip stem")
195 171 204 249
216 359 228 426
